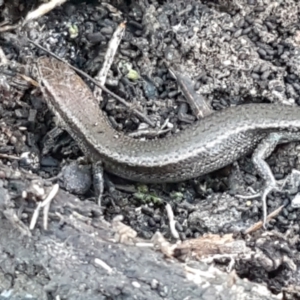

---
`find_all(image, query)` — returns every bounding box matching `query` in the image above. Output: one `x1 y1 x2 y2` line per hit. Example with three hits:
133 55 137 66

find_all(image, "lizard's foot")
260 180 282 228
237 179 284 228
260 172 300 227
241 131 300 228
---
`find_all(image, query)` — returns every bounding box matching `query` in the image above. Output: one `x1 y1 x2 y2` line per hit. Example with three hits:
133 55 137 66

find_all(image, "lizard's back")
37 57 300 182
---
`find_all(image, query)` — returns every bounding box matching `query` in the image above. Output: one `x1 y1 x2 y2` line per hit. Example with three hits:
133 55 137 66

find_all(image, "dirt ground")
1 0 300 299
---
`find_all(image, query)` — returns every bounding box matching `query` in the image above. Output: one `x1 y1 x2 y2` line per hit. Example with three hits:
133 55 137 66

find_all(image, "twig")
41 183 59 230
28 39 155 127
0 153 20 160
0 47 8 65
0 23 19 33
94 22 126 100
23 0 68 26
30 184 59 230
0 0 68 32
185 265 215 279
3 209 32 236
29 202 42 230
166 63 213 119
165 203 179 239
244 205 284 234
94 258 113 273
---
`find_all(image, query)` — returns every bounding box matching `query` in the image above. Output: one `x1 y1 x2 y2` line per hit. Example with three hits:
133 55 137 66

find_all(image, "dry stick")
166 63 213 119
0 0 67 32
94 22 126 100
3 209 32 236
165 203 179 239
0 153 20 160
0 47 8 65
94 258 113 274
41 183 59 230
244 205 284 234
29 202 42 230
23 0 68 25
28 39 155 127
29 183 59 230
0 23 19 33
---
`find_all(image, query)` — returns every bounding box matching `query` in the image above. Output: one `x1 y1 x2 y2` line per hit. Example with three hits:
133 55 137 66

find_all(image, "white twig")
30 184 59 230
94 258 113 273
165 203 179 239
23 0 68 25
0 47 8 65
42 183 59 230
94 22 126 101
3 209 32 236
29 202 42 230
0 153 20 160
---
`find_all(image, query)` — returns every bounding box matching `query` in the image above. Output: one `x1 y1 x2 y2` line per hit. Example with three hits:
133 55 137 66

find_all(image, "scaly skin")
36 57 300 184
37 56 300 225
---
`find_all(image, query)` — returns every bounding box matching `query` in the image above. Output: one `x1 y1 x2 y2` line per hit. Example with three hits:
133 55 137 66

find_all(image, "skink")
36 57 300 223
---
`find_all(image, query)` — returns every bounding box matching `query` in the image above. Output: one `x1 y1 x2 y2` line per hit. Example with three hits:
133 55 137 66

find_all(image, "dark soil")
0 0 300 299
